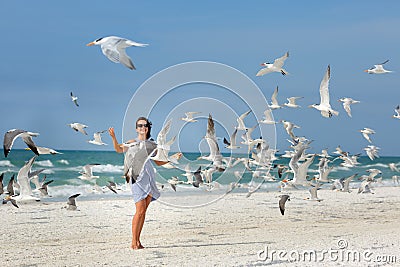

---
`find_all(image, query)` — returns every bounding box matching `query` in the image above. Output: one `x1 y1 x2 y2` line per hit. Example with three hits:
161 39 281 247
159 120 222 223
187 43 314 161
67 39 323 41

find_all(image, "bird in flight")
364 60 392 74
70 92 79 107
256 52 289 76
308 65 339 118
86 36 148 70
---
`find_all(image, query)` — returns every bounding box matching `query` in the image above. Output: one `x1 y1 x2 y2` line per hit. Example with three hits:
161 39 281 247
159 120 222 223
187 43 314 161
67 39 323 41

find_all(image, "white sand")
1 186 400 266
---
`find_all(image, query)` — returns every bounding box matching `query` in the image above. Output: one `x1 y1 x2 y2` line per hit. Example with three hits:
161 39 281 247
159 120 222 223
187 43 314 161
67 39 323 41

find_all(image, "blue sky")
1 1 399 156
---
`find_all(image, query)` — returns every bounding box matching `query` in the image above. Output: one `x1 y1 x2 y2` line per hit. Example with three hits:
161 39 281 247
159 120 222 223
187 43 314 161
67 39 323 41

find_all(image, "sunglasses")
136 123 149 128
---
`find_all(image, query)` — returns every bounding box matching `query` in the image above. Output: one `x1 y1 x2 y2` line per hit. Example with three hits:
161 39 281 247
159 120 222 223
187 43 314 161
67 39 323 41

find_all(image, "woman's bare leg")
131 198 147 249
137 194 152 248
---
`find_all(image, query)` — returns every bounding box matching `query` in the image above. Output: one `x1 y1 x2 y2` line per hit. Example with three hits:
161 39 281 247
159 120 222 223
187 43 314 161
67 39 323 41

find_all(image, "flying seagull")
283 96 303 108
338 97 360 118
68 123 88 135
2 195 19 208
3 129 39 157
392 105 400 119
181 112 201 123
70 92 79 107
308 65 339 118
65 193 81 211
25 146 62 155
236 110 251 130
86 36 148 70
106 181 118 194
78 163 100 180
359 127 375 143
88 130 108 146
279 194 290 215
256 51 289 76
269 86 283 110
364 60 392 74
223 128 240 150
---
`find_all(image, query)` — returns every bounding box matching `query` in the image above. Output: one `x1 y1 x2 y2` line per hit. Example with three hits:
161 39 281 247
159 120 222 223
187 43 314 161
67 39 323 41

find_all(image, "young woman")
109 117 176 249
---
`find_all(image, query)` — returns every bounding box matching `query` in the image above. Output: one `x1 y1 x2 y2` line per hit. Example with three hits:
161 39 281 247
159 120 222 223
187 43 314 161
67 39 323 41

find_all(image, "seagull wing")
192 166 203 187
101 43 121 63
21 133 39 156
279 195 290 215
263 109 274 121
67 193 80 206
343 102 352 117
17 156 37 196
319 65 331 106
157 119 172 146
271 86 279 106
273 51 289 69
3 129 26 157
116 46 135 70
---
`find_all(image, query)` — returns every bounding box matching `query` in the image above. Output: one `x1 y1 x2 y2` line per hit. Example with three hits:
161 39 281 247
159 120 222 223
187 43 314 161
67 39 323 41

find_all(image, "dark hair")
136 116 152 139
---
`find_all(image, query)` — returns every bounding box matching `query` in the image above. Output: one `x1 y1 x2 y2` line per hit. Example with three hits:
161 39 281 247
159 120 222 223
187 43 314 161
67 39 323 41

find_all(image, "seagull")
3 129 39 157
389 163 399 172
269 86 283 110
64 193 80 211
88 130 108 145
68 123 88 135
192 166 203 188
305 183 323 202
86 36 148 70
364 60 392 74
279 194 290 215
392 105 400 119
25 146 62 155
283 97 303 108
256 51 289 76
181 163 194 184
308 65 339 118
13 156 40 202
259 108 276 124
150 119 176 163
198 114 224 170
364 145 380 161
30 172 47 192
341 173 357 193
273 164 287 178
6 174 16 196
78 164 100 180
236 110 251 130
106 181 118 194
360 127 375 143
70 92 79 107
181 112 201 123
280 120 300 140
338 97 360 118
223 128 240 150
38 179 54 197
2 195 19 208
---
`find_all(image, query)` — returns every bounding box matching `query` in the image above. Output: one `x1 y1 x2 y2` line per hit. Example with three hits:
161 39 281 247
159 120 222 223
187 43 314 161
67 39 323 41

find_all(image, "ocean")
1 149 399 203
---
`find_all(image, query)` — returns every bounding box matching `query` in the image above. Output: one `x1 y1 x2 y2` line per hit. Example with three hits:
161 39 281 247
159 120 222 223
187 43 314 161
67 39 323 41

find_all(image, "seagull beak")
363 70 369 72
86 42 95 46
308 105 314 108
25 148 31 151
260 63 266 66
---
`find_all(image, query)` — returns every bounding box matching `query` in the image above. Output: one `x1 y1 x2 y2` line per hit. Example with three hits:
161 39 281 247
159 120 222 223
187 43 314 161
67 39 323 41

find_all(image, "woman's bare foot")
130 242 144 250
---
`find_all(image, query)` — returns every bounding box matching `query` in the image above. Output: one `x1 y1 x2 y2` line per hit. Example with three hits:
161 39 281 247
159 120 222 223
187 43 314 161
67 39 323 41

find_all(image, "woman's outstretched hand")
108 127 116 138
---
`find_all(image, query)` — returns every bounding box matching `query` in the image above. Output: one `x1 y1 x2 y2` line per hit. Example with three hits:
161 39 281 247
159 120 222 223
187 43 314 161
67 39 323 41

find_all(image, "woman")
109 117 173 250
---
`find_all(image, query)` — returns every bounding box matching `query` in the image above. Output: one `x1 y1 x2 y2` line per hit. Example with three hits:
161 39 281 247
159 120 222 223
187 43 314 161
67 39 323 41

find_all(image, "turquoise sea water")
1 150 399 201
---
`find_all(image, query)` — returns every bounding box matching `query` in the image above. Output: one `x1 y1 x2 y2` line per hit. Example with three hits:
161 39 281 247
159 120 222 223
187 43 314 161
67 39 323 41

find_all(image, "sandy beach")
1 185 400 267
